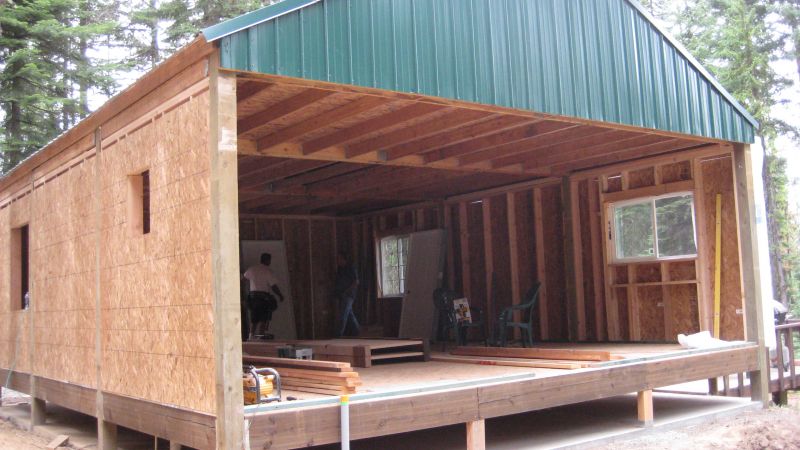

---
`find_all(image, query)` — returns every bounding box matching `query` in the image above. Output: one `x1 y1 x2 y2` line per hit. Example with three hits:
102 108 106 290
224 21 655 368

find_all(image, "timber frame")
0 4 771 447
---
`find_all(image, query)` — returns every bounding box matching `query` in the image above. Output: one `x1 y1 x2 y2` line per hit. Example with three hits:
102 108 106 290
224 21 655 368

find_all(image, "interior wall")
238 146 746 343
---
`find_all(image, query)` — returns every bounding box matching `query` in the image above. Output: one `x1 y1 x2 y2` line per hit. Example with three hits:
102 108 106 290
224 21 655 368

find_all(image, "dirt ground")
1 390 799 449
597 391 800 450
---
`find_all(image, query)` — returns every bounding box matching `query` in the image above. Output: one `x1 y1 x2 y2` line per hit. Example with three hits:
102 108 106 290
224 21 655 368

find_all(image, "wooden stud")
506 192 522 338
459 202 472 301
637 390 654 427
209 58 244 448
533 188 549 340
628 265 640 341
588 180 606 340
482 197 494 336
693 158 711 332
444 204 456 290
308 220 316 339
732 143 769 406
662 262 673 341
566 178 586 341
466 419 486 450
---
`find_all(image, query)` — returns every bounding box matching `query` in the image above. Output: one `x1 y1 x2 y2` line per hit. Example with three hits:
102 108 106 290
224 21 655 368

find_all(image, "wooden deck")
244 343 758 449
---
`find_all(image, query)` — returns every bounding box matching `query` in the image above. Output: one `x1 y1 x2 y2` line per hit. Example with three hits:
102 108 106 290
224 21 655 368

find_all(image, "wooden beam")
533 188 549 340
602 180 695 204
302 103 445 154
637 390 654 427
466 420 486 450
238 88 334 135
521 134 666 171
451 345 616 362
548 140 703 174
732 143 769 406
257 96 387 150
209 60 244 449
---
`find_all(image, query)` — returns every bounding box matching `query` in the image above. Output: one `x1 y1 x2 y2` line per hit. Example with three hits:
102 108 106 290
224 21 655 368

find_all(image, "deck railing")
773 319 800 392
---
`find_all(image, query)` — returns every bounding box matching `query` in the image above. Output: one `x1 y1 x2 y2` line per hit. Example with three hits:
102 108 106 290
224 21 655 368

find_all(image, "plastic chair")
495 282 541 347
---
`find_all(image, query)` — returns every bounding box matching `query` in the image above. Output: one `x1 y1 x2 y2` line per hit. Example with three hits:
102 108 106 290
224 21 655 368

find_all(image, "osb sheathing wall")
302 145 746 343
0 193 33 374
0 87 216 414
98 91 214 413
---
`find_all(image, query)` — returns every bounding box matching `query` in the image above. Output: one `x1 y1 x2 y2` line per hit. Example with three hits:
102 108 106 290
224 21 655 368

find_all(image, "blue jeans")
338 295 360 337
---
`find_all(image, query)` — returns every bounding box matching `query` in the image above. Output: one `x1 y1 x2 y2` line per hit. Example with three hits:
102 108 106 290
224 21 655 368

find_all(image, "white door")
398 229 446 339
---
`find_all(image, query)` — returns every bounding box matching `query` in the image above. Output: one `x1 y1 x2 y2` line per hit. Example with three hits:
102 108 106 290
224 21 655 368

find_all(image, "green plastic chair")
496 282 541 347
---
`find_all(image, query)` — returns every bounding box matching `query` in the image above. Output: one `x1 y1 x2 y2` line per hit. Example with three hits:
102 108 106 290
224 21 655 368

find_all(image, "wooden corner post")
732 143 769 406
209 53 245 447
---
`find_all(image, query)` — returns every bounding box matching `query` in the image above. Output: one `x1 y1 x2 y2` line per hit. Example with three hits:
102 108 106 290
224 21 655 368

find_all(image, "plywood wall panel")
637 287 665 341
98 92 215 414
699 156 744 340
669 284 700 336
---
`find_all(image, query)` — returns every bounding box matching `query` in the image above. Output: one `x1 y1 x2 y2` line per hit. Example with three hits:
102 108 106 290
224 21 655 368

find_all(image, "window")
610 192 697 261
128 170 150 235
10 224 30 310
379 235 409 296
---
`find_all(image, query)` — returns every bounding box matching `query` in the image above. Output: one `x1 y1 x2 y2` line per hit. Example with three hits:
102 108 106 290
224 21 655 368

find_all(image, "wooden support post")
30 397 46 427
444 204 456 290
732 144 769 407
533 188 549 340
506 192 522 339
458 202 472 301
628 265 640 341
482 197 494 336
692 158 712 332
97 419 118 450
169 441 183 450
209 57 245 447
466 419 486 450
708 377 719 395
637 390 654 427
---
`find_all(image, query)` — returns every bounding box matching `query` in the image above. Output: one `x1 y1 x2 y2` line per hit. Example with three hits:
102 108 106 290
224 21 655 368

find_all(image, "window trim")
377 234 410 298
607 191 698 263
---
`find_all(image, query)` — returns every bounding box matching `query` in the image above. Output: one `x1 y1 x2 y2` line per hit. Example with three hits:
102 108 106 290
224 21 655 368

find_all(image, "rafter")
488 126 609 169
238 89 336 135
302 103 445 155
547 139 696 173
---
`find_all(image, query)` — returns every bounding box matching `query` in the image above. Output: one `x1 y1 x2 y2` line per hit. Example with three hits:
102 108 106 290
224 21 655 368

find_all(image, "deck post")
169 441 182 450
707 377 719 395
637 390 654 427
732 143 769 407
466 419 486 450
209 51 245 448
98 419 118 450
30 397 46 427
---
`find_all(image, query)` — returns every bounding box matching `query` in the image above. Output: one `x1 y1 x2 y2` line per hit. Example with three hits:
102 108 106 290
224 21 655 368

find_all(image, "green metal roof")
204 0 757 144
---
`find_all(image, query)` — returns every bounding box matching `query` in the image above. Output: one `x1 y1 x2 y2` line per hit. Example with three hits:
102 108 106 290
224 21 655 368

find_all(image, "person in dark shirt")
334 252 360 337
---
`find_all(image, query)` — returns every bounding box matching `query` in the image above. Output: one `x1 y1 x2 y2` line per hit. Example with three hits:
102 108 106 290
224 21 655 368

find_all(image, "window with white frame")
379 235 409 296
609 192 697 261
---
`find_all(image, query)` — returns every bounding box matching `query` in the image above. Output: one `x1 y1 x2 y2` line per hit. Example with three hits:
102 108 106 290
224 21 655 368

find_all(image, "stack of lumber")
243 355 361 396
435 346 623 370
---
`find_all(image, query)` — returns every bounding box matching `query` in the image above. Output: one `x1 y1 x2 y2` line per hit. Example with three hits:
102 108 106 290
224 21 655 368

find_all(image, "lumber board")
272 368 361 380
242 355 352 371
369 351 425 361
451 346 617 362
430 355 584 370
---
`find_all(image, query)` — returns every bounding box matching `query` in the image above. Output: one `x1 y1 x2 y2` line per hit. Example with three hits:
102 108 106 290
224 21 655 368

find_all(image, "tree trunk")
761 136 790 308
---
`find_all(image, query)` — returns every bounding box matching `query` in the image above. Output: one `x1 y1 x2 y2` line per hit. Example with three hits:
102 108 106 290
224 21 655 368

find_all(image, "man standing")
243 253 284 340
335 252 360 337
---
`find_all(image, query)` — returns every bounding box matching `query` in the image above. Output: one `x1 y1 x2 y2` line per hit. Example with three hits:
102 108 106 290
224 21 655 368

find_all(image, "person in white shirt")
242 253 284 340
